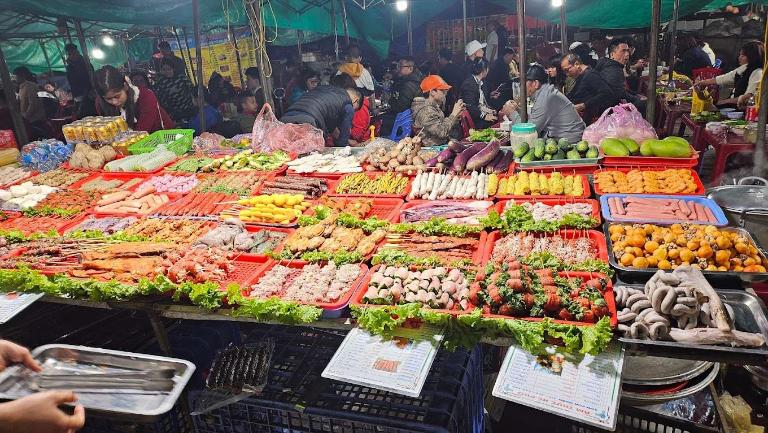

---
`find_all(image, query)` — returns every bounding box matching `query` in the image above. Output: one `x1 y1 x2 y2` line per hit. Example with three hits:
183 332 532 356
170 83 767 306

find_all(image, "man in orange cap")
412 75 466 147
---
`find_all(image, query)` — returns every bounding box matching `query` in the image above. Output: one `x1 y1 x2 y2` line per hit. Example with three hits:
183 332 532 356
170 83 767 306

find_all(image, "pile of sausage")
606 196 719 223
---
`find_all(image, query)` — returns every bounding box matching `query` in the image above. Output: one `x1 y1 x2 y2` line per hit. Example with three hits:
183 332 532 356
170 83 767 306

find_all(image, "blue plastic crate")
191 325 483 433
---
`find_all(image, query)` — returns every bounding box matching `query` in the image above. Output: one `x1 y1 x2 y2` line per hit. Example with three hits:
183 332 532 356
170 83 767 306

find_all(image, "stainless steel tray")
623 356 713 386
0 344 195 422
622 363 720 405
605 224 768 284
620 288 768 365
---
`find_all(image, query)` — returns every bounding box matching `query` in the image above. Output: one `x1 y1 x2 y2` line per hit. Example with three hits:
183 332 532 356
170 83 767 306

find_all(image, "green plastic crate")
128 129 193 156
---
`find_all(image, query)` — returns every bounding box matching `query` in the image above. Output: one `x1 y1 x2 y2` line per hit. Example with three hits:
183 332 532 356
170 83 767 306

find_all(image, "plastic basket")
482 229 609 265
496 198 602 226
223 255 269 288
494 173 592 199
599 194 728 226
592 167 706 196
129 129 194 156
190 325 484 433
80 405 193 433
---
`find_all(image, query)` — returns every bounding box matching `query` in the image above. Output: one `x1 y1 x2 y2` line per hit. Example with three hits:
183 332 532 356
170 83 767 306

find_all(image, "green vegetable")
468 128 501 142
585 146 599 159
480 208 598 233
566 149 581 160
336 213 388 234
600 138 630 156
22 206 79 218
390 218 481 237
575 140 590 153
619 138 640 155
521 149 535 162
513 142 529 158
544 142 558 155
533 142 545 159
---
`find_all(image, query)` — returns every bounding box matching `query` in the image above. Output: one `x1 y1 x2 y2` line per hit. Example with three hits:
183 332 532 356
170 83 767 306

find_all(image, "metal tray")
623 356 713 386
0 344 195 422
604 224 768 285
620 288 768 365
621 363 720 405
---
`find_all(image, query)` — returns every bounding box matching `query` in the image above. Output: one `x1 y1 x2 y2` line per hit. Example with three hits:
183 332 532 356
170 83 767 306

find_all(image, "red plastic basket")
317 197 404 223
592 167 706 196
373 230 487 266
601 145 699 168
89 192 182 217
394 199 498 224
349 264 476 315
481 229 610 265
154 192 238 218
71 172 151 191
480 271 618 328
223 255 270 288
285 169 347 179
326 173 412 199
244 261 369 311
194 171 274 196
496 198 601 225
0 214 87 235
516 163 600 175
494 173 592 199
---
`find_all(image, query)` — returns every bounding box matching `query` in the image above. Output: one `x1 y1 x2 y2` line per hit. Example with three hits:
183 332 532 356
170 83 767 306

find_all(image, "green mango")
575 140 590 153
600 138 630 156
640 139 656 156
514 142 530 158
619 138 640 155
533 143 546 159
652 137 692 157
585 146 599 159
566 149 582 160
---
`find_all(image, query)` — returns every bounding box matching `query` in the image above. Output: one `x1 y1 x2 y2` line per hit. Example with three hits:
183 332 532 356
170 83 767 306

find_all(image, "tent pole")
74 20 96 91
331 0 339 61
229 27 245 89
122 34 135 71
753 70 768 176
462 0 467 48
516 0 527 123
407 6 413 55
0 44 29 147
181 27 197 86
666 0 680 84
172 27 192 79
559 3 567 53
192 0 205 132
341 0 350 47
39 39 53 75
646 0 661 123
297 30 303 57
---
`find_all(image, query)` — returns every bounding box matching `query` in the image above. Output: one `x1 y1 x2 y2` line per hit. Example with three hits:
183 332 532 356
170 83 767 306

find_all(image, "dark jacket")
380 70 423 135
596 57 641 108
485 57 513 110
567 67 617 121
675 47 712 78
460 75 492 129
66 55 92 99
282 86 354 146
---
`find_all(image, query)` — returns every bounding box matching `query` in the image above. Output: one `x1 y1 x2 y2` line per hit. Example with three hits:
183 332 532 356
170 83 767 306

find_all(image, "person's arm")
711 67 739 87
135 89 162 132
336 103 355 146
527 97 549 136
419 106 461 144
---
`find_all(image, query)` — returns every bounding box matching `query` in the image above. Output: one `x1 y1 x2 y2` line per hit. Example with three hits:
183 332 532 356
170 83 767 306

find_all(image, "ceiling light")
395 0 408 12
552 0 563 7
91 48 105 59
101 35 115 46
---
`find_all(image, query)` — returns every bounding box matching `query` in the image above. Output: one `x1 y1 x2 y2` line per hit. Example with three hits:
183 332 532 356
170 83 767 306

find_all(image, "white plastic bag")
582 103 657 146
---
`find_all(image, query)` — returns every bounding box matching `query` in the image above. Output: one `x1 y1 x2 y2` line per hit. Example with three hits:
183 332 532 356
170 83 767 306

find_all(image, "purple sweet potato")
466 140 500 171
448 141 469 154
492 150 514 173
436 148 455 163
485 150 505 173
425 156 439 167
452 142 486 173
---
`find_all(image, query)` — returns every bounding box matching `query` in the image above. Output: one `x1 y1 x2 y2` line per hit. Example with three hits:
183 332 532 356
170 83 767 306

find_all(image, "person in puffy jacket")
596 39 645 114
281 85 362 147
412 75 465 147
380 56 423 135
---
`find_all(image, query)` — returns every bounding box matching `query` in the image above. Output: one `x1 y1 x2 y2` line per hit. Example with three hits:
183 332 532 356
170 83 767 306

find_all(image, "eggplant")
448 140 469 154
452 142 486 173
425 156 439 167
436 148 455 163
492 150 514 173
466 140 500 172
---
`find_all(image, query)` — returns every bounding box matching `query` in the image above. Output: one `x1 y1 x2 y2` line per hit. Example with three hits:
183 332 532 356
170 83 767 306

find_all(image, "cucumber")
514 142 530 158
533 143 545 159
553 149 566 160
521 149 536 162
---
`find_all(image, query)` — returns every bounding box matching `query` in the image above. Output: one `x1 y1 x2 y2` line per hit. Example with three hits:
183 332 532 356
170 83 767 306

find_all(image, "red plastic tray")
223 255 270 288
494 173 592 199
592 167 706 196
601 145 699 168
285 168 347 180
0 213 87 235
71 172 150 191
63 214 143 234
154 192 237 218
394 200 500 224
194 171 274 196
481 229 610 265
480 271 618 328
326 173 412 199
318 197 404 223
373 230 487 266
496 198 602 226
244 261 369 311
516 163 600 175
349 264 475 315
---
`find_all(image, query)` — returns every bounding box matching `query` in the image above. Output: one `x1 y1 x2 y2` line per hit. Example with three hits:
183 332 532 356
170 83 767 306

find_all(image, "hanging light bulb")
101 35 115 46
552 0 563 7
395 0 408 12
91 48 105 59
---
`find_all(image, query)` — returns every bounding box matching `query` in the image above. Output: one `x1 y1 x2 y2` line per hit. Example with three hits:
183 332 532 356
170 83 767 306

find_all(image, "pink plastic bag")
251 103 324 154
250 104 281 152
582 103 657 146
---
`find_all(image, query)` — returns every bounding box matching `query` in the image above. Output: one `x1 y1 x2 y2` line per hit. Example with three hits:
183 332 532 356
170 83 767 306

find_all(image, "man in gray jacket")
508 64 585 143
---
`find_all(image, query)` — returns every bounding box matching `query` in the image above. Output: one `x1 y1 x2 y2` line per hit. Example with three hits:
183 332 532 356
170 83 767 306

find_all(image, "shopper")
207 72 237 107
674 35 712 78
157 40 187 77
561 53 616 122
243 67 266 107
412 75 465 147
64 43 92 105
281 85 362 147
289 69 320 105
331 73 370 145
0 339 85 433
506 65 585 143
544 54 567 92
462 40 487 80
154 58 196 123
460 59 496 129
337 45 375 95
95 65 173 133
235 91 259 133
486 19 508 63
569 42 596 68
437 48 463 110
187 89 222 135
13 67 47 139
696 40 764 108
486 47 516 109
698 37 717 65
596 39 645 113
380 56 423 136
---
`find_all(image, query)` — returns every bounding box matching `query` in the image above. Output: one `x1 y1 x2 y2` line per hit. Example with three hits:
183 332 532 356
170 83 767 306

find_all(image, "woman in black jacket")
460 59 496 129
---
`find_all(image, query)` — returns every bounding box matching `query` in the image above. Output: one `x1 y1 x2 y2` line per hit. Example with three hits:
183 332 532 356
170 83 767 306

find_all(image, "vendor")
95 65 174 133
12 67 47 139
507 65 585 143
289 69 320 105
696 40 764 108
460 59 496 129
281 85 362 147
412 75 465 147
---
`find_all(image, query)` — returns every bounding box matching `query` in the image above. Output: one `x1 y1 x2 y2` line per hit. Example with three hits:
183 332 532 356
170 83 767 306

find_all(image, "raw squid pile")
362 266 470 310
248 263 361 303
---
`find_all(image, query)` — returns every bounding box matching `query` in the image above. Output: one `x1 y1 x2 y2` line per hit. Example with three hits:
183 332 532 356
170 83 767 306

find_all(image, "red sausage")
704 206 717 223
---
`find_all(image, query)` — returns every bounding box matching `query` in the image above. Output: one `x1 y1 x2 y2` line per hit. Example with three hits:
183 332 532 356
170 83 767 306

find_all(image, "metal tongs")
35 368 176 393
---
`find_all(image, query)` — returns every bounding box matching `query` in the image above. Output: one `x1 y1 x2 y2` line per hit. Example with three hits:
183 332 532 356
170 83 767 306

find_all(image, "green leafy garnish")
481 208 598 233
22 206 79 218
390 218 480 237
372 249 472 268
520 252 614 277
336 213 388 234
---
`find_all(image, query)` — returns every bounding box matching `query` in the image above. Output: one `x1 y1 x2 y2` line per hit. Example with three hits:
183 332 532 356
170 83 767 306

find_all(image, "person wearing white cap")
465 40 487 61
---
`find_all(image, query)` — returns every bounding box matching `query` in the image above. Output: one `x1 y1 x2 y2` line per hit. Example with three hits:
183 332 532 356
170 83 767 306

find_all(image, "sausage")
704 206 717 223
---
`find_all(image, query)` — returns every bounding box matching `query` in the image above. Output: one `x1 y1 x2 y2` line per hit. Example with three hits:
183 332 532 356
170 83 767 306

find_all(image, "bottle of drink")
745 94 758 122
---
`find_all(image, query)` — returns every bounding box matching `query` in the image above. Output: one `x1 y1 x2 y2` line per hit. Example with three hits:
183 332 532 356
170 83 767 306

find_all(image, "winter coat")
412 97 459 147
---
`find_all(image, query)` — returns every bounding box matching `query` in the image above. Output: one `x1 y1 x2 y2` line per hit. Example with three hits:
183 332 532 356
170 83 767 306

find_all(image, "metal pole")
73 20 96 91
753 74 768 176
181 27 197 86
407 6 413 55
559 3 567 53
340 0 350 47
297 30 303 57
172 27 191 78
229 26 245 89
192 0 205 132
646 0 661 123
666 0 681 84
331 0 339 61
0 44 29 147
462 0 467 48
516 0 527 123
38 40 53 75
122 34 134 71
